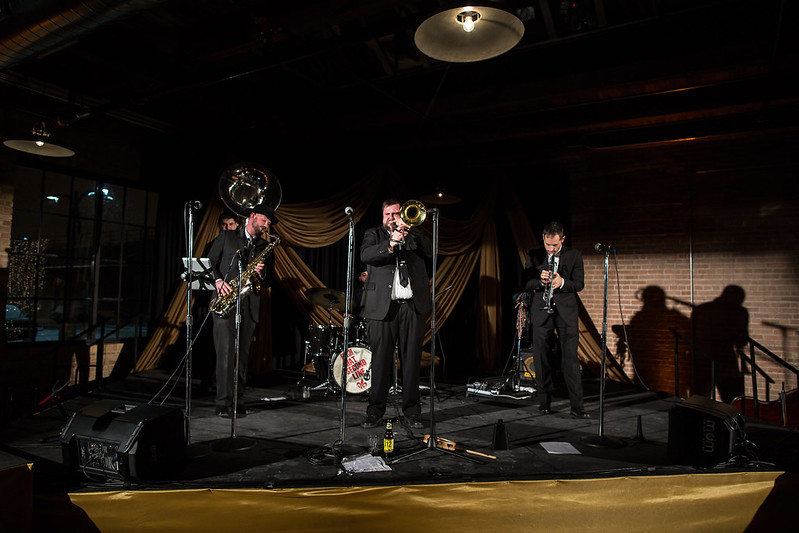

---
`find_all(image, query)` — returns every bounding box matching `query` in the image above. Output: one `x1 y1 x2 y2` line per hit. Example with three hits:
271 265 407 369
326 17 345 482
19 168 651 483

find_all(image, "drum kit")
301 287 371 394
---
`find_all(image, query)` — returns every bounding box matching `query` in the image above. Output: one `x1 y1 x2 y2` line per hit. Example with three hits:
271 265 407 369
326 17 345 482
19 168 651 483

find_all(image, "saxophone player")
523 221 589 419
208 204 277 418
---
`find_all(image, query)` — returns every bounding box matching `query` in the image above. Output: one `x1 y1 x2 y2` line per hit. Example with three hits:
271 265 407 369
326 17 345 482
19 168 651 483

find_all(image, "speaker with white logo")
667 395 745 468
60 400 186 481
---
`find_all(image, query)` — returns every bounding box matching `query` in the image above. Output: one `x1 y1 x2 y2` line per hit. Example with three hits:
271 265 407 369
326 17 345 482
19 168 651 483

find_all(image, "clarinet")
542 253 555 314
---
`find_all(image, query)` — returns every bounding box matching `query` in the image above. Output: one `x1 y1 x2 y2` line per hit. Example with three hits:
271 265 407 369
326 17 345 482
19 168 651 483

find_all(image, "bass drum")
331 345 372 394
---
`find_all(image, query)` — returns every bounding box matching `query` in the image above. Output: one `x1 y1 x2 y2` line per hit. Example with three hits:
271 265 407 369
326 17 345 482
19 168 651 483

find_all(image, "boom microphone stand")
183 201 211 458
392 208 482 464
582 245 624 448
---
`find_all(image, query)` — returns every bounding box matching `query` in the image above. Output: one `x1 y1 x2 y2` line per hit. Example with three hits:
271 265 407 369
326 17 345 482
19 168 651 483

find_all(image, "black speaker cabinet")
60 400 186 481
667 395 745 468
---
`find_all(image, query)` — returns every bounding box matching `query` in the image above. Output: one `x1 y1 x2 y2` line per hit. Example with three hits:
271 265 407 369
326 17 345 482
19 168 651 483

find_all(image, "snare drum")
307 324 341 357
331 345 372 394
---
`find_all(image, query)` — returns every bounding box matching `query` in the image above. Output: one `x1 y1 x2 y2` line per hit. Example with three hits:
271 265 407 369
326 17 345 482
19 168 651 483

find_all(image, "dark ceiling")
1 0 798 198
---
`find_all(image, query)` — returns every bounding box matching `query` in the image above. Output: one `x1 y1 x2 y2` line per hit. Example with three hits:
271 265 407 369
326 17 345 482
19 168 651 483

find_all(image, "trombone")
390 200 427 245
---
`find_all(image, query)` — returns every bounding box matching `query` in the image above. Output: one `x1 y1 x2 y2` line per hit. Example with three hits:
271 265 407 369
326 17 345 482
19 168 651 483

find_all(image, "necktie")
398 259 409 287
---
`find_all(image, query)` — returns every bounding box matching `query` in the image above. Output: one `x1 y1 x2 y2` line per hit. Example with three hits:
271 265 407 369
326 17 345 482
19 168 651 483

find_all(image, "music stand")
181 258 215 290
582 247 625 448
392 208 483 464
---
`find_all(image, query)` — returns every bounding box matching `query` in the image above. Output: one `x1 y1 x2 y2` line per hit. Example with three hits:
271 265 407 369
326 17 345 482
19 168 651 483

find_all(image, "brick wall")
568 137 799 403
0 183 12 269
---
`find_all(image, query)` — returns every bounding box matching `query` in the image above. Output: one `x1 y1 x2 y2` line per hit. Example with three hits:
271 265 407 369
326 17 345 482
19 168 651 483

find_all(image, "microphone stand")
183 202 211 458
392 207 482 464
583 247 624 448
315 209 362 467
213 250 255 452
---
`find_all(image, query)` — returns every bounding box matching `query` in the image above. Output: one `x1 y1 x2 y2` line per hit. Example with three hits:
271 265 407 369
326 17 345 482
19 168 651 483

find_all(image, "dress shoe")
538 403 552 415
570 410 591 419
403 414 424 429
361 414 382 429
214 406 229 418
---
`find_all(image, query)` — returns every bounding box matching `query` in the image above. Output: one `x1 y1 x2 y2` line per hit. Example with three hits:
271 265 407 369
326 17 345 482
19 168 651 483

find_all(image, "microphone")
187 200 203 209
594 242 615 253
344 206 353 217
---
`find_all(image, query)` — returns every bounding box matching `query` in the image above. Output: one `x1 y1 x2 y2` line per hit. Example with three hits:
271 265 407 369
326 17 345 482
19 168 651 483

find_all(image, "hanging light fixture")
3 121 75 157
414 3 525 63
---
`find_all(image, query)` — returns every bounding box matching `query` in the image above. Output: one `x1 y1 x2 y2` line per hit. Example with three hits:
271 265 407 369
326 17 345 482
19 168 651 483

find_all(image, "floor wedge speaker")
667 395 745 468
60 400 186 481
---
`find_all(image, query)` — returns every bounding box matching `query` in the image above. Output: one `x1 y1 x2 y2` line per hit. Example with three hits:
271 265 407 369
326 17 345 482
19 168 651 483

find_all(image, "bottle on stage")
383 421 394 457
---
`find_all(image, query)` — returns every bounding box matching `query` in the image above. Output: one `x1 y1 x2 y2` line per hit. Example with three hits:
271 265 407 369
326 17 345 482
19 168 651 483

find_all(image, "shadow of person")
691 285 749 404
619 286 692 396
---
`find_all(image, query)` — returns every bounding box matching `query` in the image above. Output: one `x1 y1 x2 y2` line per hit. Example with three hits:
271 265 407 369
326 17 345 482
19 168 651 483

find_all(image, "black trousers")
365 299 424 418
212 312 256 409
532 308 584 411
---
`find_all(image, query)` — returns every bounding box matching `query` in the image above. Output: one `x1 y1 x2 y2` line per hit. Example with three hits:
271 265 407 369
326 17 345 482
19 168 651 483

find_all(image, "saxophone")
210 234 280 317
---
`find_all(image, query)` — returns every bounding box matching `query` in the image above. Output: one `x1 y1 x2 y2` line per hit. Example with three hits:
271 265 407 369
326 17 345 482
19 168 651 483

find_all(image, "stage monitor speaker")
60 400 186 481
667 395 745 468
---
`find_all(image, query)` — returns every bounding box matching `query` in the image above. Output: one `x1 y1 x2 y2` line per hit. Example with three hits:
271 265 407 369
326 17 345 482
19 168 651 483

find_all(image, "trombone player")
359 198 432 429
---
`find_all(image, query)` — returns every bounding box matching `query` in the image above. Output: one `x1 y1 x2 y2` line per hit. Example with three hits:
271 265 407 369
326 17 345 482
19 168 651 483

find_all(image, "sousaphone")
210 163 282 317
218 162 282 216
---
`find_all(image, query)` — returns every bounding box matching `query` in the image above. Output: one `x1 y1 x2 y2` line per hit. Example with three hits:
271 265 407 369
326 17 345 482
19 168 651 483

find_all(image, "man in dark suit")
524 221 589 419
207 204 277 418
359 198 432 429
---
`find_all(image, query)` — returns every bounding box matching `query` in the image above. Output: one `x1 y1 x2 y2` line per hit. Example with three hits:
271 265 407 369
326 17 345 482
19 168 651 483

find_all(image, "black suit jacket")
207 227 274 321
359 225 432 320
524 245 584 325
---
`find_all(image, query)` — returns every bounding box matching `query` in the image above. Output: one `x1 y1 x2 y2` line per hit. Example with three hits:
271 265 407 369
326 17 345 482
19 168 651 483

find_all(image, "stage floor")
1 369 797 493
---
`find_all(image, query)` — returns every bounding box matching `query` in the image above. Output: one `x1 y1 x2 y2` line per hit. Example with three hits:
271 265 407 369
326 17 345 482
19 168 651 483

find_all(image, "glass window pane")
73 177 97 218
4 299 36 342
97 300 119 340
101 184 124 222
100 222 124 262
125 188 146 226
72 218 96 259
42 172 72 216
7 239 45 301
66 260 93 300
64 298 92 339
40 213 69 257
98 263 120 299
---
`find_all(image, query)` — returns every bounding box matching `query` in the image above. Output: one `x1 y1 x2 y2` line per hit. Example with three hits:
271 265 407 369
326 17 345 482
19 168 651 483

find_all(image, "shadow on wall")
613 285 749 402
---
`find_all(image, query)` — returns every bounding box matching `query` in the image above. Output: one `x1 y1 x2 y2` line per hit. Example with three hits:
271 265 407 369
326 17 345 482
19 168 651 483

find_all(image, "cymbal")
304 288 348 311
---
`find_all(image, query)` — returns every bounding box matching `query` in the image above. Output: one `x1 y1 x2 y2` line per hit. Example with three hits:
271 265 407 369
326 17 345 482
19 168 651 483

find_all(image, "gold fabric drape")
31 471 793 533
137 174 615 380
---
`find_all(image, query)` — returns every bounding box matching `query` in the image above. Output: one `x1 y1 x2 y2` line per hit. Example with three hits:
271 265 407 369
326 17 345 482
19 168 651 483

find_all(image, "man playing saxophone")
207 204 278 418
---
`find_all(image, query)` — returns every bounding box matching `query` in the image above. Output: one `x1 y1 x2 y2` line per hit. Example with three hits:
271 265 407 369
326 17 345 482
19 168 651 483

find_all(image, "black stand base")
187 442 213 459
211 436 256 452
391 436 484 464
581 434 626 448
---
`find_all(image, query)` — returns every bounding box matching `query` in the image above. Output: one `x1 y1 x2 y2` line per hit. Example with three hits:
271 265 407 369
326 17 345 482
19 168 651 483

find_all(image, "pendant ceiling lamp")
414 3 525 63
3 121 75 157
